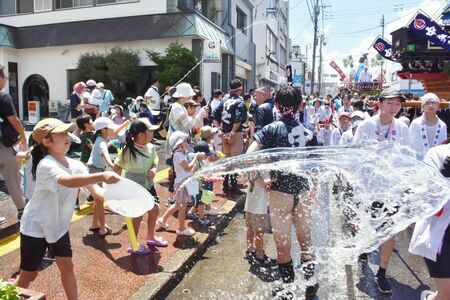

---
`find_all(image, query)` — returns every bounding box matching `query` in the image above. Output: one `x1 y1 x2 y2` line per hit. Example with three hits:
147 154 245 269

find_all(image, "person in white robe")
352 88 411 294
409 93 447 161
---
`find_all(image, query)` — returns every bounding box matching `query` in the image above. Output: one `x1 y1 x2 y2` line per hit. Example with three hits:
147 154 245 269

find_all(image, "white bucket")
103 178 155 218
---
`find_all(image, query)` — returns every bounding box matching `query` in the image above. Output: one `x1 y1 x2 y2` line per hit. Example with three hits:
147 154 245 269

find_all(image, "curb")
129 196 244 300
0 222 19 240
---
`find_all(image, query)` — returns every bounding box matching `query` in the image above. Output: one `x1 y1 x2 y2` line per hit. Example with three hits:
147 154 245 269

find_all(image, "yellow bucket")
201 190 215 205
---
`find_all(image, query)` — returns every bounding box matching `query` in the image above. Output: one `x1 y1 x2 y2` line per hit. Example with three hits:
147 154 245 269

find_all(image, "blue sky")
288 0 448 81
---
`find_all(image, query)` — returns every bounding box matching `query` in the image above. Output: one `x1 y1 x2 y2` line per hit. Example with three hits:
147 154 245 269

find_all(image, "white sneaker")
205 207 219 216
176 227 195 236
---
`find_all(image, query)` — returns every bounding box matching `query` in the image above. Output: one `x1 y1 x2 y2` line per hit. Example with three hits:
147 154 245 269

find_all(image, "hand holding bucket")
103 178 155 252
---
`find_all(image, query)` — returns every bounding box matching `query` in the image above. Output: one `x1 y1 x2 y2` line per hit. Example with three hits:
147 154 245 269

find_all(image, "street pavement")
168 206 434 300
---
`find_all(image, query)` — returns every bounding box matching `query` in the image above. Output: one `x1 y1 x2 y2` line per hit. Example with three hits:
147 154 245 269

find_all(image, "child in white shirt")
16 118 119 300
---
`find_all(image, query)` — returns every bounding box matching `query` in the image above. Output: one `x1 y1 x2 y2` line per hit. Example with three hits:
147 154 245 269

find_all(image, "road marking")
0 168 169 257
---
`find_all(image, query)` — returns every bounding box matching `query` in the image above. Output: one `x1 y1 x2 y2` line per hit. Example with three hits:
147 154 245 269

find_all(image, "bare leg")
247 228 255 252
146 206 159 241
132 216 143 237
90 199 99 229
254 230 265 260
268 191 294 264
292 192 313 261
94 197 107 235
380 237 395 269
161 203 180 224
178 203 188 231
15 270 38 288
55 256 78 300
197 204 205 219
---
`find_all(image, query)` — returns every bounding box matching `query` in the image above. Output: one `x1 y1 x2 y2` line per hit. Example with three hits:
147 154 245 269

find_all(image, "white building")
0 0 235 121
253 0 289 88
195 0 256 93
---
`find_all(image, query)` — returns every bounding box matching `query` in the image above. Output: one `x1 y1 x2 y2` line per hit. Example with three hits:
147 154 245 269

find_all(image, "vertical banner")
329 60 346 81
203 40 221 63
372 36 398 62
408 11 450 52
286 65 293 83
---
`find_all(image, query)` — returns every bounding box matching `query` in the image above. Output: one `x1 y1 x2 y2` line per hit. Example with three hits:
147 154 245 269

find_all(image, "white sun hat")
172 82 196 98
169 131 188 151
93 117 119 131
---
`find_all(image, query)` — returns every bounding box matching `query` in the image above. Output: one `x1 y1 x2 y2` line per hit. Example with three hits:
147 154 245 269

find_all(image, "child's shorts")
20 232 72 272
245 212 269 232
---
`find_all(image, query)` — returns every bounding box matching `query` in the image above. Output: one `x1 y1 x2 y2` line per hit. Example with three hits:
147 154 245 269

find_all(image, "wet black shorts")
20 232 72 272
270 171 310 195
425 226 450 278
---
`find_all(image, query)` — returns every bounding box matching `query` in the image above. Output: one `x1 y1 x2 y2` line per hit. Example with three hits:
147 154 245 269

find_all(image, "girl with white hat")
158 131 205 236
409 93 447 160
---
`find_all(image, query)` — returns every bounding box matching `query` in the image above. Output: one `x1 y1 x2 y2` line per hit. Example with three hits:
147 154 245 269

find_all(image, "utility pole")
304 45 309 94
380 14 385 86
311 0 319 94
318 34 324 95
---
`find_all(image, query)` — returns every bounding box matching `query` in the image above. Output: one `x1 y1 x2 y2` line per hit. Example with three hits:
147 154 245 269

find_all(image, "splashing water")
181 142 449 298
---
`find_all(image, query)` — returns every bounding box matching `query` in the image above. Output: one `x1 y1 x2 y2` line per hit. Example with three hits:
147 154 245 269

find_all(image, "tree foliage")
145 42 199 89
371 54 385 68
342 55 354 68
77 47 141 103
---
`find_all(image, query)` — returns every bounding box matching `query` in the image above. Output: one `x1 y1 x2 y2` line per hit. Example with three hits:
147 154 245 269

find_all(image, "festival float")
381 6 450 108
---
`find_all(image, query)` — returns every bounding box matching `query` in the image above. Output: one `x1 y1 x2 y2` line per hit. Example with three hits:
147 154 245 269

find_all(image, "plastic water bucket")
201 190 215 205
103 177 155 218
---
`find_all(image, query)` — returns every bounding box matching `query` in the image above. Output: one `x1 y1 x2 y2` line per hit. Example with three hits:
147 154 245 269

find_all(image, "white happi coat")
409 115 447 160
330 127 347 146
409 144 450 261
352 115 411 147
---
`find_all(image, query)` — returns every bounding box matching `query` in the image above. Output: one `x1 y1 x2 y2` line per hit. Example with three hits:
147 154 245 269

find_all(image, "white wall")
0 0 167 27
202 60 222 101
233 0 253 62
12 37 192 118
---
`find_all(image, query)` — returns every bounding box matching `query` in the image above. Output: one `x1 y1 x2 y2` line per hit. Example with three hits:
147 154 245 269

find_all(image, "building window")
0 0 16 15
74 0 93 6
98 0 134 4
55 0 73 8
266 27 277 59
16 0 32 13
55 0 93 9
34 0 51 12
236 7 246 34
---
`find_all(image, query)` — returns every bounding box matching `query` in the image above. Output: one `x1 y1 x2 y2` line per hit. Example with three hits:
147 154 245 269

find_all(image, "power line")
290 0 307 10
